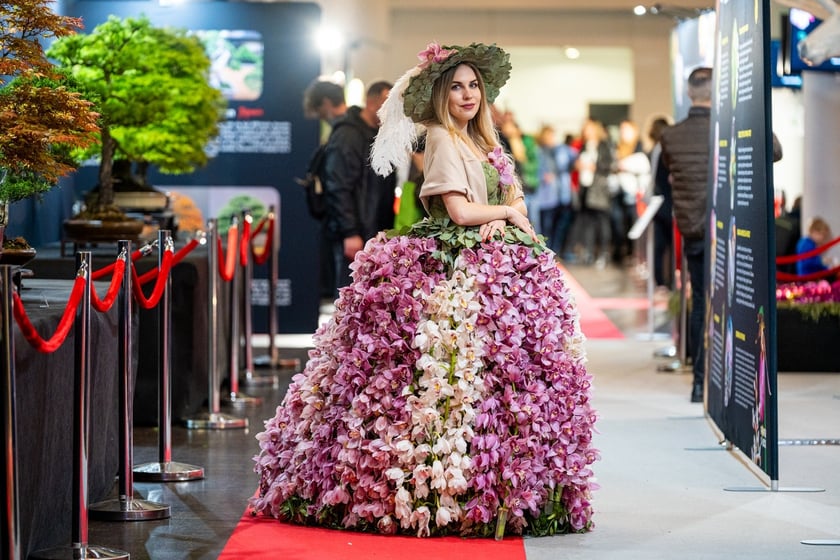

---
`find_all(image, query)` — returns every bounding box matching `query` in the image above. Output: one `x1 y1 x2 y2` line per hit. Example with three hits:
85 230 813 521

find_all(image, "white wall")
770 86 804 211
802 71 840 263
310 4 674 143
497 47 635 137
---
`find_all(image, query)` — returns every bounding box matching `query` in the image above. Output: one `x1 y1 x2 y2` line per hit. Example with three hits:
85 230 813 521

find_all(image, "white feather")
371 65 422 177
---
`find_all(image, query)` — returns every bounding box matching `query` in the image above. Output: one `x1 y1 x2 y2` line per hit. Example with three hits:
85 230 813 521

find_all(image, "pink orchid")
487 146 515 187
251 235 599 537
417 42 455 68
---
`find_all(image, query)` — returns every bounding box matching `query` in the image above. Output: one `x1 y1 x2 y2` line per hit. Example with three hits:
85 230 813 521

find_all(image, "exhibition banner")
61 1 322 334
706 0 778 482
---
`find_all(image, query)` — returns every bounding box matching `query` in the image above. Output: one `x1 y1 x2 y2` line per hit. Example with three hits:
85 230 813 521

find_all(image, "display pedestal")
777 307 840 372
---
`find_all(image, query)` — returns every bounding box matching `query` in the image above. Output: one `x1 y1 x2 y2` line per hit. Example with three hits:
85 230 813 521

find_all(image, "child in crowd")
796 216 833 276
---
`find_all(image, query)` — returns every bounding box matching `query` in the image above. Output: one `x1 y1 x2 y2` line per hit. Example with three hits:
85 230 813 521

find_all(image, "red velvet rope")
218 224 239 282
135 238 200 286
252 215 268 237
131 249 174 310
91 258 125 312
776 234 840 264
13 275 86 353
91 245 151 281
240 218 251 267
776 264 840 283
775 233 840 282
251 215 274 266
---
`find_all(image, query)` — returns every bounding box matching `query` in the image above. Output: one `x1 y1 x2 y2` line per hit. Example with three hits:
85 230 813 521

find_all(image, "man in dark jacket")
660 66 712 403
302 79 348 300
322 81 396 295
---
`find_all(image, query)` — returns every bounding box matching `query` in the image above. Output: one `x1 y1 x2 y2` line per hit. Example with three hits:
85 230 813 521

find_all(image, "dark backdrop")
13 1 323 333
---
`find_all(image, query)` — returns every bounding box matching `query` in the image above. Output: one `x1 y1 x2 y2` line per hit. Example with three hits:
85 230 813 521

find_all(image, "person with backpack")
321 80 396 295
301 79 348 300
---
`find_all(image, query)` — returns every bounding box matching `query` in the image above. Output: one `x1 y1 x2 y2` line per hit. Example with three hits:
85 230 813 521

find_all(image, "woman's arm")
443 193 537 241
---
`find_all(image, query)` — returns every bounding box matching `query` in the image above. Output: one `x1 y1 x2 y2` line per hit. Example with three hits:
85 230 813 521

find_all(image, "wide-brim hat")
402 42 511 123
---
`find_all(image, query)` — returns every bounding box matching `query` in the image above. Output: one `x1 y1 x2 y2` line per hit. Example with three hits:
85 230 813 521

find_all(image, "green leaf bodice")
394 162 544 266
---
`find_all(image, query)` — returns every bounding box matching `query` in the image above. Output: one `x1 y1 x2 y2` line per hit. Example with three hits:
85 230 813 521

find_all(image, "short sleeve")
419 126 472 210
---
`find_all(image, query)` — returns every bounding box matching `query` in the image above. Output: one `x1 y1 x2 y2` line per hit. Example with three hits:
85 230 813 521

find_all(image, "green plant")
0 0 99 204
47 14 225 217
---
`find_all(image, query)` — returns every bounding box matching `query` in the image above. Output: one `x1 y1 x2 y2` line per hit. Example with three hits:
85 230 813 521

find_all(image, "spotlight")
315 25 344 54
634 5 647 15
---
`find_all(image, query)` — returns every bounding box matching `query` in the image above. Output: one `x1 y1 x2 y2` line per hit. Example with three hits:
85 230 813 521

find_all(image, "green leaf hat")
402 42 511 123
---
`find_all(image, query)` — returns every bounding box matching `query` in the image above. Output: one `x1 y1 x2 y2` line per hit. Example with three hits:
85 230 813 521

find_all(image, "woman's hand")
480 219 507 241
503 206 539 242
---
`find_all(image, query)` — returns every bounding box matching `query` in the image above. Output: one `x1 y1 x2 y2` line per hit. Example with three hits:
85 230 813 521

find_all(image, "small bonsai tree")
0 0 99 206
47 15 225 219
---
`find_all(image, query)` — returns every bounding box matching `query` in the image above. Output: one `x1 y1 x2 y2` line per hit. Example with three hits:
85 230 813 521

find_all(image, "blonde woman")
251 42 598 539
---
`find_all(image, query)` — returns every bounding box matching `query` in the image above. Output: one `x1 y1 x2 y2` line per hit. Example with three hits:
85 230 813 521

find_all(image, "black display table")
777 306 840 372
13 279 124 557
26 244 229 426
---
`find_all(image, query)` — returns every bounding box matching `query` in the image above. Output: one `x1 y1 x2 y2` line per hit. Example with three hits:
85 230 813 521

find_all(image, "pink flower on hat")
417 42 455 68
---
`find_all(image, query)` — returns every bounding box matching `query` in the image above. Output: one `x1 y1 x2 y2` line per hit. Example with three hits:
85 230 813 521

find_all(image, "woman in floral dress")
251 42 599 539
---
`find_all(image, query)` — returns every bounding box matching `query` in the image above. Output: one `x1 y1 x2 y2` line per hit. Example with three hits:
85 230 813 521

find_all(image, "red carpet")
219 508 526 560
559 265 625 339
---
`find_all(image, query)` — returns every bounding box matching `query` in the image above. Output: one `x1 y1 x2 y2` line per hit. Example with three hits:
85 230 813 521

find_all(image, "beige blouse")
419 125 489 211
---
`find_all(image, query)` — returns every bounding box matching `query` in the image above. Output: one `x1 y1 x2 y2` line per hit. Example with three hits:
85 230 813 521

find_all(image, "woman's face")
447 64 481 129
619 122 636 143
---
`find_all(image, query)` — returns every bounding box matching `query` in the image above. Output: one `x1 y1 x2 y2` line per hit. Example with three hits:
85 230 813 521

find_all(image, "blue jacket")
795 236 827 275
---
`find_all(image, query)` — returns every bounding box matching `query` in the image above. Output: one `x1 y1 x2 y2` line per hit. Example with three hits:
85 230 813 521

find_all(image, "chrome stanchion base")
240 368 279 388
133 461 205 482
184 411 248 430
29 544 130 559
89 497 171 521
635 332 672 342
654 345 677 358
222 391 262 409
656 360 690 374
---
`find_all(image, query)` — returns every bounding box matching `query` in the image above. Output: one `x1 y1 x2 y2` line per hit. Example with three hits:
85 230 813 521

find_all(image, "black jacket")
322 106 396 240
660 106 710 240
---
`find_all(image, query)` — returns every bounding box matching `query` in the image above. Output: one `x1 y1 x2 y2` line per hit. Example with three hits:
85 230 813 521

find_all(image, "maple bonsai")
47 14 225 220
0 0 99 208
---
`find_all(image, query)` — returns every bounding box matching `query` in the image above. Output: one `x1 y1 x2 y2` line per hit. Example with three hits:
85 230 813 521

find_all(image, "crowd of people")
303 74 680 302
299 63 738 409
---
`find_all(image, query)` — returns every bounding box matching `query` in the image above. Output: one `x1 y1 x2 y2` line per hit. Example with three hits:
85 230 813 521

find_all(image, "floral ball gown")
251 162 599 538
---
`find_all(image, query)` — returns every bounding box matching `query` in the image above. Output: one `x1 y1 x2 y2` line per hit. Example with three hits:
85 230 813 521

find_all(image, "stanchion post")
268 205 279 367
134 231 204 482
628 196 670 342
222 217 261 409
240 210 278 388
658 241 690 373
184 221 247 430
257 204 300 371
30 252 129 559
90 241 170 520
1 265 21 560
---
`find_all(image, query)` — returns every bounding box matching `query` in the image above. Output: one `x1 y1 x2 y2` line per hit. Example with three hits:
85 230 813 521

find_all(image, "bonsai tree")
47 15 226 219
0 0 99 207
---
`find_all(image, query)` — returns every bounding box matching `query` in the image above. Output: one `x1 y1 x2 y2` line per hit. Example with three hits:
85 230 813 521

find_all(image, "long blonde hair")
429 62 499 155
615 119 641 160
428 62 521 203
